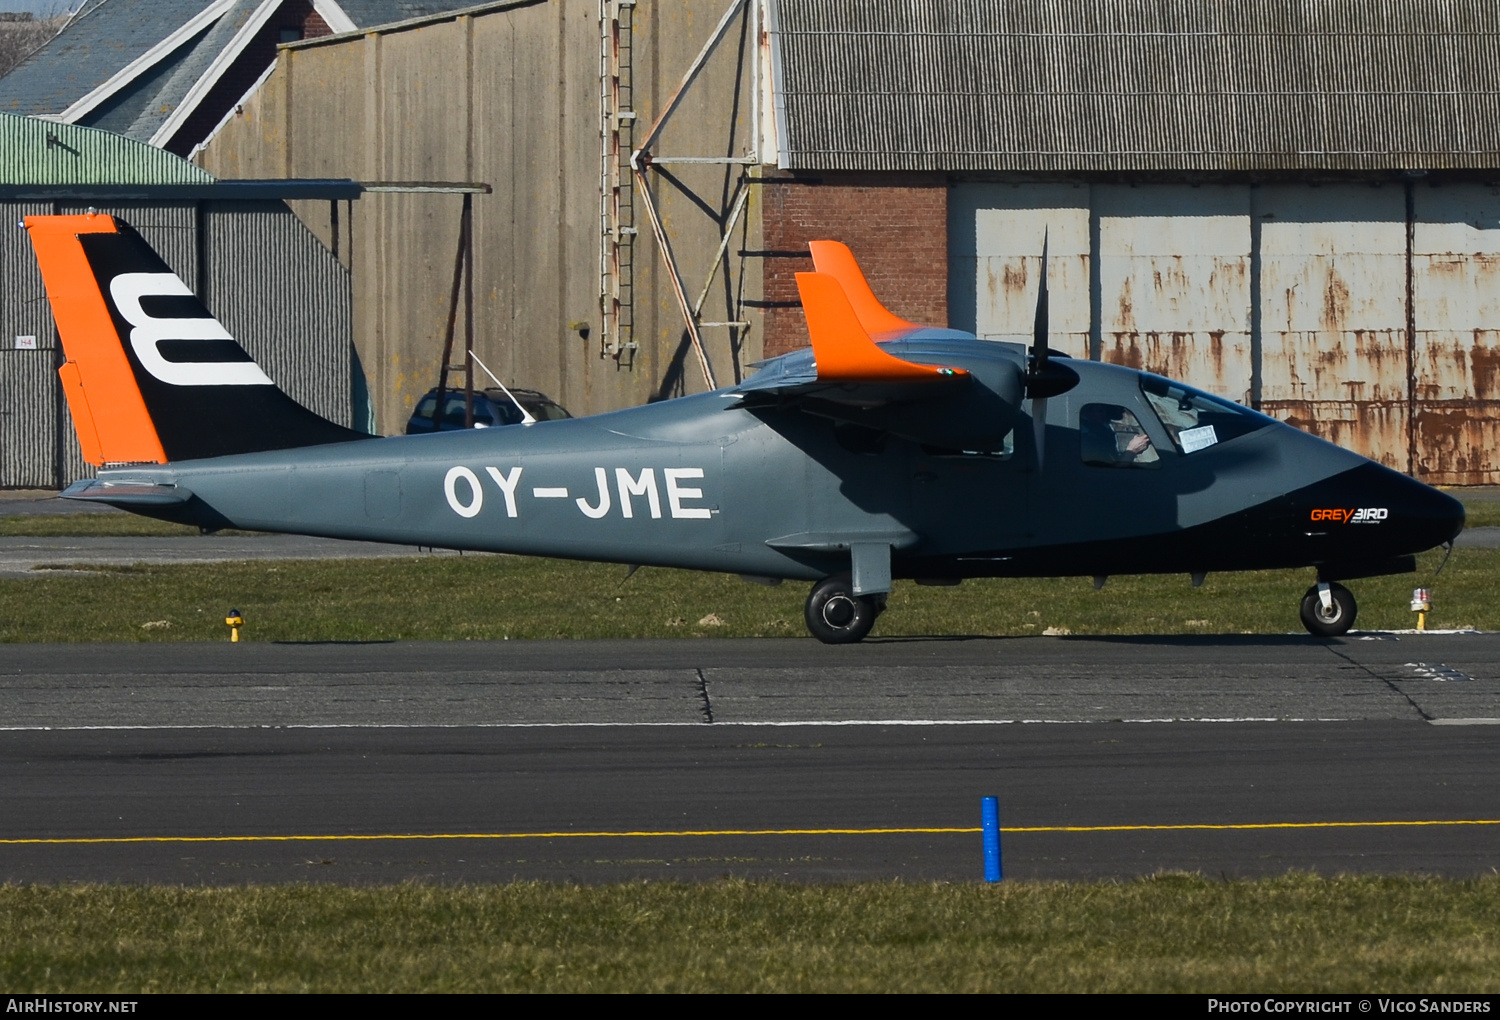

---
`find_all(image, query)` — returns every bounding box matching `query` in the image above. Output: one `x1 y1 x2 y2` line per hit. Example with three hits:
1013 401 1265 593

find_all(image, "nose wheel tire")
1299 582 1357 637
805 576 880 644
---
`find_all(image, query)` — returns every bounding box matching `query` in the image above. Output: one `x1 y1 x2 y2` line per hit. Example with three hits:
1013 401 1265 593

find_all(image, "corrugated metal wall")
0 201 64 489
951 180 1500 485
774 0 1500 172
0 200 352 488
204 202 351 425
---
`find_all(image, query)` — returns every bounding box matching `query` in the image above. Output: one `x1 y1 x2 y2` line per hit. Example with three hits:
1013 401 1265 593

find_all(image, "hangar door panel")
951 182 1500 481
1096 185 1253 406
1256 184 1408 472
949 183 1090 356
1411 184 1500 484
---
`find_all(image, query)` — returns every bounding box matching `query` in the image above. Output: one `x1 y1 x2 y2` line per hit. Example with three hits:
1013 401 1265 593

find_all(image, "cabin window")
1079 404 1159 468
920 429 1014 460
1138 375 1268 453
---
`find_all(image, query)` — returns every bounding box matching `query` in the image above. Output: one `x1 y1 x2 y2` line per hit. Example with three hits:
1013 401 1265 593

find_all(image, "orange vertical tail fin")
26 214 369 464
795 272 963 382
807 240 921 337
26 214 166 465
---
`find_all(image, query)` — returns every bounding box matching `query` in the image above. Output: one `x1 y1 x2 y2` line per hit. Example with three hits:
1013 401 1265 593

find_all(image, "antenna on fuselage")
471 351 537 425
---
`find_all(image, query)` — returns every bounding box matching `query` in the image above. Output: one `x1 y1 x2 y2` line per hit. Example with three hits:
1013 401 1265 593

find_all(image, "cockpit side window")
1138 375 1270 454
1080 403 1160 468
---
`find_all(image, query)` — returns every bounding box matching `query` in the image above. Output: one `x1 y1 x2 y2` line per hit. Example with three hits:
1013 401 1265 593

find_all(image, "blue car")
405 387 572 434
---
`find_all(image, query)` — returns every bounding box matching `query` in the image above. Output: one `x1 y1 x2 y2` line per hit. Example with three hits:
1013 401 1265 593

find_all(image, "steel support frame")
625 0 760 392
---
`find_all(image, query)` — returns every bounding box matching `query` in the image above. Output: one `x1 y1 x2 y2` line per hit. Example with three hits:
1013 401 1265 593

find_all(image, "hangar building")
67 0 1500 486
0 112 358 489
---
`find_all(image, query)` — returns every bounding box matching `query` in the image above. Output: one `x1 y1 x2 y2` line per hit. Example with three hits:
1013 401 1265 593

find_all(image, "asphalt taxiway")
2 636 1497 883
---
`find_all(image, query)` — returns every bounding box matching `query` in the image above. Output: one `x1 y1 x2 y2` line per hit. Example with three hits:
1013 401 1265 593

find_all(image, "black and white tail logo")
109 272 273 388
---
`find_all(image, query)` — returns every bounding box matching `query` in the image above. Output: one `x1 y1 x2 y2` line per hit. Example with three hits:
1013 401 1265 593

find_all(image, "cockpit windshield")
1138 375 1272 454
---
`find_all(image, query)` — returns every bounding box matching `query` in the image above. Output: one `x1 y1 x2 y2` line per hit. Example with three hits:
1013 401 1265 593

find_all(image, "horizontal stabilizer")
60 479 192 506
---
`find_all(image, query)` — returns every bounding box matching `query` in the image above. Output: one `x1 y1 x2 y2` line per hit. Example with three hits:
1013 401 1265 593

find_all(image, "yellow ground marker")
2 819 1498 845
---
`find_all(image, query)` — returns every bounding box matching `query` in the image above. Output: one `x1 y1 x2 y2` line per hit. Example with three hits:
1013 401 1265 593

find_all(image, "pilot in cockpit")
1080 403 1159 467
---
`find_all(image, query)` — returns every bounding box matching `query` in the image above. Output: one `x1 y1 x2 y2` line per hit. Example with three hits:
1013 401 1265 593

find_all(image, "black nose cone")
1298 464 1465 560
1389 472 1465 551
1427 486 1467 546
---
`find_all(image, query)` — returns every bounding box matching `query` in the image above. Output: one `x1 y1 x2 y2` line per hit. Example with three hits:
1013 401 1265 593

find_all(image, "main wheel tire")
804 576 879 644
1300 582 1357 637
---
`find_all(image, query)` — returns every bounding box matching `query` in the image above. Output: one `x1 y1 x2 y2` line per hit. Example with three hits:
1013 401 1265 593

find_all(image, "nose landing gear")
1300 581 1357 637
804 575 884 644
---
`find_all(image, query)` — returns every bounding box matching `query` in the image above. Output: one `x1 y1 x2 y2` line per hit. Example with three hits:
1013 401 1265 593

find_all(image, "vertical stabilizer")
795 272 961 382
807 240 921 337
27 214 370 464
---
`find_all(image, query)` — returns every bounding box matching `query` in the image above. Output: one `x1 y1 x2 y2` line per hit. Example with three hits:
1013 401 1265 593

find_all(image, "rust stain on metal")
1411 401 1500 485
1105 332 1145 370
1103 330 1238 395
1262 399 1407 473
1116 276 1135 331
1465 331 1500 401
1001 261 1028 297
1207 330 1226 379
1321 271 1351 332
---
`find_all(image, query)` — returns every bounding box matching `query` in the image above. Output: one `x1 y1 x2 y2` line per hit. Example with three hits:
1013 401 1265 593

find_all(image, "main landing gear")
804 575 885 644
1300 581 1357 637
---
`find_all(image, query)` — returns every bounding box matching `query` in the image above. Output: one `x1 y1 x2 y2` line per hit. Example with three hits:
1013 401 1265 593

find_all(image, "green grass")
0 545 1488 643
2 876 1498 992
1456 502 1500 529
0 486 1491 640
0 514 258 537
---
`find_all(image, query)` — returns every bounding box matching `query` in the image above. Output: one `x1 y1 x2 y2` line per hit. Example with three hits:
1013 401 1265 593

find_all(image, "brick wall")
757 172 949 358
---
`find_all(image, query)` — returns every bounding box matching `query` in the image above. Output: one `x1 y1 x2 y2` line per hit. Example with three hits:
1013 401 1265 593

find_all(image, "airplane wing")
733 266 1022 452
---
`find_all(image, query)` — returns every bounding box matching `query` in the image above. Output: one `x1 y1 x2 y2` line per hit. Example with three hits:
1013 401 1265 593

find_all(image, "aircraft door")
910 428 1030 558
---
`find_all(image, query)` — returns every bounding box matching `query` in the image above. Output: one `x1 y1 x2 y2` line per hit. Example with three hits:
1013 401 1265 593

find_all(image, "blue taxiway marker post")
982 796 1002 882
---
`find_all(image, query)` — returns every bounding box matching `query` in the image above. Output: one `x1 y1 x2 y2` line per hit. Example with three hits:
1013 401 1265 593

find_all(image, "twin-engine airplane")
27 213 1464 642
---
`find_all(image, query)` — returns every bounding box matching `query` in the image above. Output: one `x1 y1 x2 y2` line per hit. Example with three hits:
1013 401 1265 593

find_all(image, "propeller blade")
1030 231 1051 470
1032 230 1049 365
1032 396 1047 471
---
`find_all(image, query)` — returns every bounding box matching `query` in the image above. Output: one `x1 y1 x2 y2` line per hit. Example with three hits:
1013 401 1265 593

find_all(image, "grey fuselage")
87 342 1464 585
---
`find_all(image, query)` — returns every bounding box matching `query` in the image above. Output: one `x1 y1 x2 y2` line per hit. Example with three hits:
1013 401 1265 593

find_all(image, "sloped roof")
772 0 1500 172
0 111 216 185
0 0 219 121
334 1 487 26
0 0 481 153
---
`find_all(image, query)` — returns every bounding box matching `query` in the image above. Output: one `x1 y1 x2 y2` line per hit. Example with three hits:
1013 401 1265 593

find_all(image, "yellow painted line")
1005 819 1500 833
3 819 1499 845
